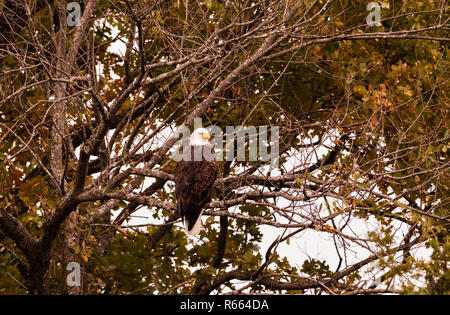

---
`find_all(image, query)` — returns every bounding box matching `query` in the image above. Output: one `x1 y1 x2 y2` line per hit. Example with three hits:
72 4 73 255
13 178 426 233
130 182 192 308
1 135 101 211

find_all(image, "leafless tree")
0 0 448 294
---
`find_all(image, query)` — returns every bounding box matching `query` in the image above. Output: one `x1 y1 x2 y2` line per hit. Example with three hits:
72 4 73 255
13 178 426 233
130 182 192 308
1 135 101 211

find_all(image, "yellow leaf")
380 1 390 9
353 84 367 96
404 89 414 97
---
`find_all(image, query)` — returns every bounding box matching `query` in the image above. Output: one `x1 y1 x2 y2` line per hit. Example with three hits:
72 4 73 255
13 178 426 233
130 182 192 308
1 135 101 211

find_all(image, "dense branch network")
0 0 448 294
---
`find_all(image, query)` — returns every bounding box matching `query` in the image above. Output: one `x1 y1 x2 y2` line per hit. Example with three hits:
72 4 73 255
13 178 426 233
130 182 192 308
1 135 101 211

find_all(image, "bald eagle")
174 128 218 235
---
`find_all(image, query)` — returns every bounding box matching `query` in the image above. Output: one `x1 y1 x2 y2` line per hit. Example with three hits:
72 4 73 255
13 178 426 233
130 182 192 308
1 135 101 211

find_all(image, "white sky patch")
92 18 128 81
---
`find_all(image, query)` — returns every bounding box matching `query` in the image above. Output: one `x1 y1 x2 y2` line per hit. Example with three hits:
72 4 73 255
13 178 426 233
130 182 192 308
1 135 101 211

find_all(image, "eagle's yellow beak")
202 133 210 140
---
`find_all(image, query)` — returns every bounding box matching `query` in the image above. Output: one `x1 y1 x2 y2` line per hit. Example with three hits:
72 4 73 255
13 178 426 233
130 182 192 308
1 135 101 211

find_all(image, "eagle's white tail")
184 210 203 236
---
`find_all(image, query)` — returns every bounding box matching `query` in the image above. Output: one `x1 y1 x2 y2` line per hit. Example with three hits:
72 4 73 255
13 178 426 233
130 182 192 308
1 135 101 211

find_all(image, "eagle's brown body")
174 144 218 235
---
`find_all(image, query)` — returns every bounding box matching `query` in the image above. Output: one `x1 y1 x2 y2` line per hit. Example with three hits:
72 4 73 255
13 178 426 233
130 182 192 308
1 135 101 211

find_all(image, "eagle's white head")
190 128 211 146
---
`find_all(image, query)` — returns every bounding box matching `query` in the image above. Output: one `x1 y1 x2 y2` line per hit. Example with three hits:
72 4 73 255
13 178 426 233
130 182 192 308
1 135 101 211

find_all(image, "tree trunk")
61 211 81 294
26 250 51 295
